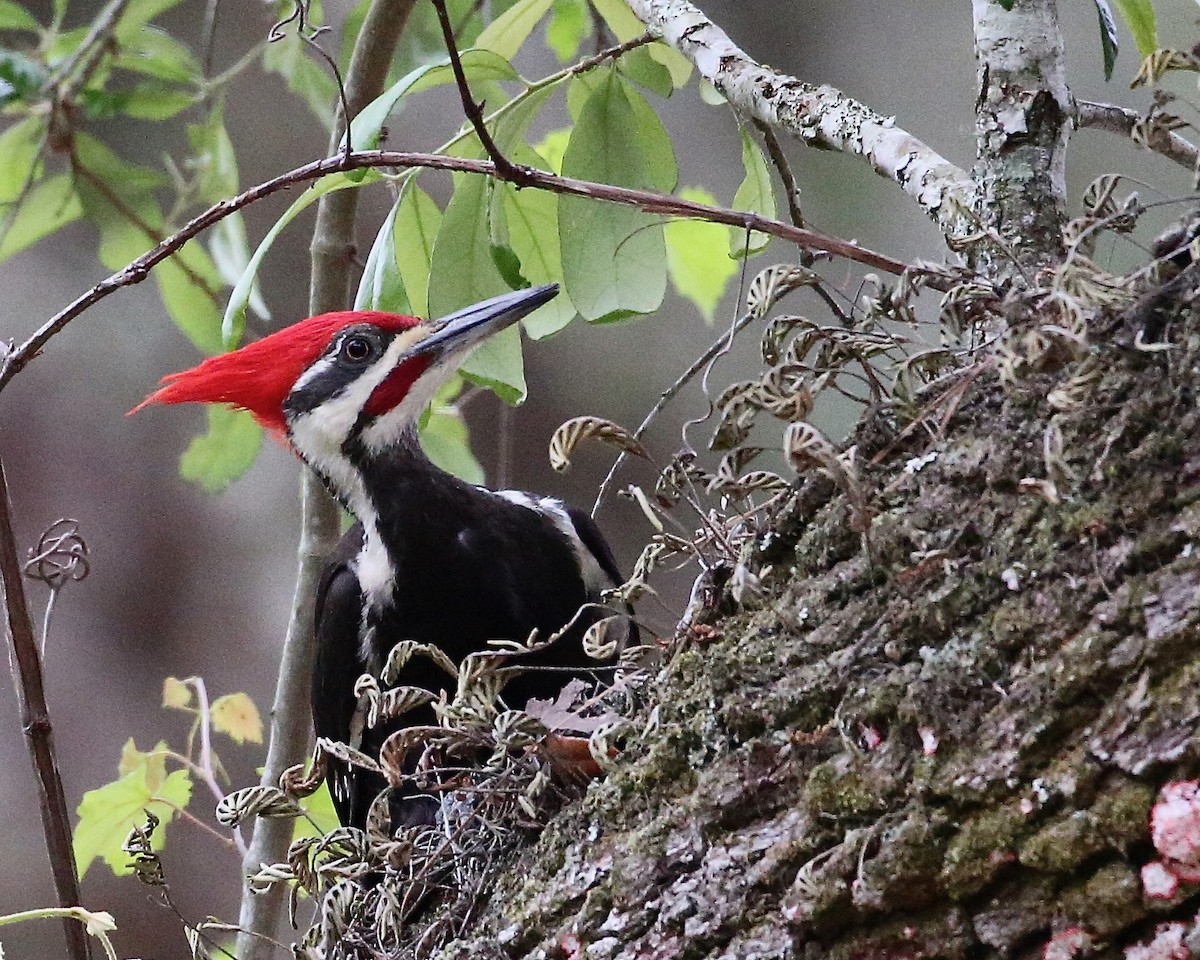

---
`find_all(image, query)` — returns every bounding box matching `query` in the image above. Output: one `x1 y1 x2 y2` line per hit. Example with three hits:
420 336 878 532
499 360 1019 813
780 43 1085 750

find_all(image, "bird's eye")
340 335 373 363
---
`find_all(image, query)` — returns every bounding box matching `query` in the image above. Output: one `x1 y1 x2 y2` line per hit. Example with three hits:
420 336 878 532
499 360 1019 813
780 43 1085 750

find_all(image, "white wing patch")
492 490 610 595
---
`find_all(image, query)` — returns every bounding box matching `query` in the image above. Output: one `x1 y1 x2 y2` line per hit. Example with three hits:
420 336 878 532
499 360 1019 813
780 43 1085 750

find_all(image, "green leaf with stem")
729 128 775 257
558 71 675 321
179 406 264 493
392 180 441 319
666 186 737 323
74 759 192 878
420 377 485 484
0 175 81 262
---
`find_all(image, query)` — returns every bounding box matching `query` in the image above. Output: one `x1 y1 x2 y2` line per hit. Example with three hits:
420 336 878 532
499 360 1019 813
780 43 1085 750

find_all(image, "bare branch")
623 0 971 237
1076 100 1200 173
0 150 932 394
0 458 91 960
432 0 527 183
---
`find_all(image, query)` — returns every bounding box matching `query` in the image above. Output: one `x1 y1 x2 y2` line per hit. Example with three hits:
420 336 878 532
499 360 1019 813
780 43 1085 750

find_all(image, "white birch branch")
623 0 972 240
1076 100 1200 174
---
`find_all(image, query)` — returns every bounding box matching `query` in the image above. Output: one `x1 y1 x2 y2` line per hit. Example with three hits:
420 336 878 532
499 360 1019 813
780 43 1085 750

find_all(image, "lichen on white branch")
624 0 972 240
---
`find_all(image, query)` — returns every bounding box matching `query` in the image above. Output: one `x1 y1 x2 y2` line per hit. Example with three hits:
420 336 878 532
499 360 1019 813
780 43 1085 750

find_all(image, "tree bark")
972 0 1070 280
434 275 1200 958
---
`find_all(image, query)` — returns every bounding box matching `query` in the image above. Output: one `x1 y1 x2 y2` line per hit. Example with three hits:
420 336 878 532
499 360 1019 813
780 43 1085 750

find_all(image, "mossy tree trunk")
437 280 1200 958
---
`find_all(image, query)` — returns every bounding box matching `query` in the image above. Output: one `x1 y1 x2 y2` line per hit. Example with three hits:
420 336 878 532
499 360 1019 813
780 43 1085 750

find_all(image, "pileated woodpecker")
135 285 629 829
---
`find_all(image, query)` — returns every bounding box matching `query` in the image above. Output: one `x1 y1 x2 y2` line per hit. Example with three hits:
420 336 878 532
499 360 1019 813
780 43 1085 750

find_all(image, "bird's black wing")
312 522 383 830
565 506 638 647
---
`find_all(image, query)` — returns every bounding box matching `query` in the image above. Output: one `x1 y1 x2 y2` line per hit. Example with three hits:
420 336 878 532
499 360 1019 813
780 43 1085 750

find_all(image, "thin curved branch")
0 151 934 394
1076 100 1200 173
623 0 972 238
0 458 90 960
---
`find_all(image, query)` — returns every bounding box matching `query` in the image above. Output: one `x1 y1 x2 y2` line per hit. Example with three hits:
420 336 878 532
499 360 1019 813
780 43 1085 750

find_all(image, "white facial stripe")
286 329 428 515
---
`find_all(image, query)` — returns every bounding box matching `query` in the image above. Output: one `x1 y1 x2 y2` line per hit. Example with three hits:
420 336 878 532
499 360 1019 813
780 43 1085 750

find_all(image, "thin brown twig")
431 0 528 183
0 151 923 394
592 310 760 516
0 458 91 960
752 118 804 230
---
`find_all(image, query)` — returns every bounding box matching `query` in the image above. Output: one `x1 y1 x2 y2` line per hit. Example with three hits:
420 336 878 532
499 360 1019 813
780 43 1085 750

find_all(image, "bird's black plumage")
313 431 629 830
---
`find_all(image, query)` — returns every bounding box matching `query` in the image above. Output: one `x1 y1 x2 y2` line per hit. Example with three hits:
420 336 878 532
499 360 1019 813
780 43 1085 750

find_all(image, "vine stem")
0 457 91 960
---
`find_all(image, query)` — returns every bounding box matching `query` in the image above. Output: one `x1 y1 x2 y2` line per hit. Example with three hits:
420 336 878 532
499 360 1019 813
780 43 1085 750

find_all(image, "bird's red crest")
132 311 424 437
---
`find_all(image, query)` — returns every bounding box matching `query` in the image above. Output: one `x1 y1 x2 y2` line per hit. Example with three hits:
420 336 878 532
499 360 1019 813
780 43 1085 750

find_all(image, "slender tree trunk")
971 0 1070 281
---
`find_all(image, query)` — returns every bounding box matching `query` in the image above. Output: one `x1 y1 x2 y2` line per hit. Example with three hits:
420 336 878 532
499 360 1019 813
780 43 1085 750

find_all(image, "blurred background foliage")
0 0 1193 955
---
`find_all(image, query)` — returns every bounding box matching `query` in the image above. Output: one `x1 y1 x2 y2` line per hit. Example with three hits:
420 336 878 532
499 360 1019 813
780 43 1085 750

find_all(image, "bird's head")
134 284 557 488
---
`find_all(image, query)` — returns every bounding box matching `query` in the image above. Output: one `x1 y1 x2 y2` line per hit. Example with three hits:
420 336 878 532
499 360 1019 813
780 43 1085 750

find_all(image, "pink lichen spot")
1125 922 1189 960
919 726 939 755
1020 796 1036 815
860 724 882 751
1152 781 1200 866
1141 861 1180 899
1043 927 1093 960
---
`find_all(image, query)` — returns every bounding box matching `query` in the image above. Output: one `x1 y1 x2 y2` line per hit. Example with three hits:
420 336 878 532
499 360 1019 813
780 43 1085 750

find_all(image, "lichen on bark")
429 270 1200 959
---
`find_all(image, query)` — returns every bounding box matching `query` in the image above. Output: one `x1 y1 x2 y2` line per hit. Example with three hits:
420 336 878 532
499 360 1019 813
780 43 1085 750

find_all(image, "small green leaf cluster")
73 675 335 879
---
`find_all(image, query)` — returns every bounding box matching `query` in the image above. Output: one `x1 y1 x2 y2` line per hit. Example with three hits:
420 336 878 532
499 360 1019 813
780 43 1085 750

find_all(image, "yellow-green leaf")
210 692 263 745
74 766 192 878
1112 0 1156 59
666 186 737 323
393 181 441 319
161 676 192 710
475 0 554 59
729 129 775 257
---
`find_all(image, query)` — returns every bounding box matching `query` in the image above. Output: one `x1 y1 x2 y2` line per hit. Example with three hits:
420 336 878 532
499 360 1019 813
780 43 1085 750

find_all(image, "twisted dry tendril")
24 519 90 589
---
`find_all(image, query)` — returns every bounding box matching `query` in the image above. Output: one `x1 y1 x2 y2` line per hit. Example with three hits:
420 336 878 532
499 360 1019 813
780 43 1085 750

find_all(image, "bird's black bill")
410 284 559 359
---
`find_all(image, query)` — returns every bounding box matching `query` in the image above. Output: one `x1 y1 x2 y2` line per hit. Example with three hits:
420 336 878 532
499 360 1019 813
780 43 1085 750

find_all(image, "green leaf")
115 0 187 36
262 32 339 126
475 0 554 59
499 174 575 337
729 129 775 257
393 181 441 318
75 757 192 878
1112 0 1156 60
647 41 692 88
223 172 370 346
0 117 44 203
566 70 605 122
1094 0 1119 81
558 72 674 321
112 26 200 83
546 0 590 61
429 157 527 402
589 0 642 40
346 49 518 152
179 407 264 493
292 782 341 843
0 2 41 32
665 186 736 323
355 198 412 314
0 48 47 106
533 128 570 174
994 0 1015 9
156 241 225 354
618 44 673 97
0 175 82 263
421 389 485 484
